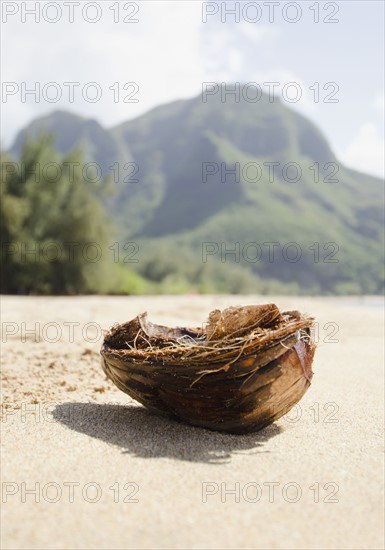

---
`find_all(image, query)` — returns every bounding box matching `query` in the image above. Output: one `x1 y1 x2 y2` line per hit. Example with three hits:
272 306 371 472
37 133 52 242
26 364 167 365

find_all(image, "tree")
1 133 114 294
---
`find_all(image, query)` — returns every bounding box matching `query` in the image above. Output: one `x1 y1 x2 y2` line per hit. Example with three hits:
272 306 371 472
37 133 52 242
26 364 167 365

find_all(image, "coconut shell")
100 304 315 433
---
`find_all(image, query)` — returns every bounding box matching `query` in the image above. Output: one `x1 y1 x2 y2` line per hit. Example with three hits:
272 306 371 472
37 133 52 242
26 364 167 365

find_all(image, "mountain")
8 89 384 294
10 110 132 174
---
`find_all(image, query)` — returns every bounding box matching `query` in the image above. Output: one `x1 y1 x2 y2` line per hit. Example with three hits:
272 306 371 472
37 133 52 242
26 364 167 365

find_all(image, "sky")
1 0 384 177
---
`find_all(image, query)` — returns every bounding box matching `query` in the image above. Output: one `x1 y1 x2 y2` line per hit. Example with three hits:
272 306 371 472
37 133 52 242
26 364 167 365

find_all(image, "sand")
1 295 384 550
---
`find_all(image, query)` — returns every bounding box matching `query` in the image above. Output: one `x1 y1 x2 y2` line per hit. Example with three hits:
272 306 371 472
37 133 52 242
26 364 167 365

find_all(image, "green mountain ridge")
9 89 384 294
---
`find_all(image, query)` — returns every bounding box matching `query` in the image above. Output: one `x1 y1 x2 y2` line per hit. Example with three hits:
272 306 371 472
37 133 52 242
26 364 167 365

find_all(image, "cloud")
373 92 384 115
238 22 281 44
341 123 384 179
1 1 208 145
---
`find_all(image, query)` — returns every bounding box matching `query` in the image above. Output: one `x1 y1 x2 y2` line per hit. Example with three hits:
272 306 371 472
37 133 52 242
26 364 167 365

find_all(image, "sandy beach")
1 295 384 550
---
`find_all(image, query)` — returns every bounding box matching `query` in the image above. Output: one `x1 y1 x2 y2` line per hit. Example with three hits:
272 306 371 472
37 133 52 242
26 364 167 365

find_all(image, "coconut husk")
100 303 316 433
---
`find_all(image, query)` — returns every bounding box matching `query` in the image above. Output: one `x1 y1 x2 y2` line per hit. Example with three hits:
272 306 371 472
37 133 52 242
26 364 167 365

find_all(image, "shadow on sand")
53 402 282 464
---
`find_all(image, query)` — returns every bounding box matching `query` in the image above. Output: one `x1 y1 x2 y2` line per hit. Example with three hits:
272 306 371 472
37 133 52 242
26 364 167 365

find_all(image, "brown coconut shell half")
100 304 315 433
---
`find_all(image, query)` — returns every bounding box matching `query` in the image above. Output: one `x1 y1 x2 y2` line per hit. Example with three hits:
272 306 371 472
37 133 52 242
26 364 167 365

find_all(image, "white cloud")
238 22 280 44
341 123 384 179
1 1 207 145
373 92 384 115
228 49 243 72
